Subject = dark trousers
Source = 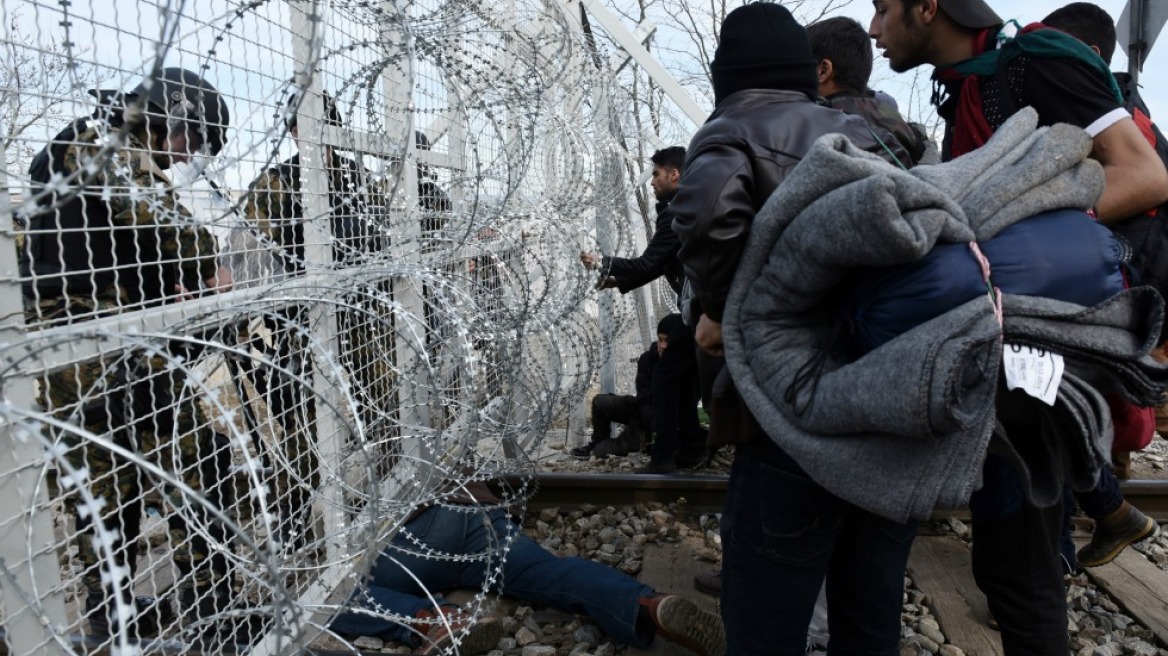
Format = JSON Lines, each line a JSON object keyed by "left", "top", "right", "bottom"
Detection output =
{"left": 651, "top": 321, "right": 702, "bottom": 464}
{"left": 971, "top": 455, "right": 1068, "bottom": 655}
{"left": 721, "top": 438, "right": 916, "bottom": 655}
{"left": 1076, "top": 465, "right": 1124, "bottom": 518}
{"left": 591, "top": 394, "right": 649, "bottom": 443}
{"left": 696, "top": 348, "right": 720, "bottom": 411}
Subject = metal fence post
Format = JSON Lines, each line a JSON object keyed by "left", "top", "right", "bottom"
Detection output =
{"left": 0, "top": 150, "right": 69, "bottom": 654}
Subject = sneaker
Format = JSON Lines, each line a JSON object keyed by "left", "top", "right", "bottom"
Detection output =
{"left": 414, "top": 608, "right": 505, "bottom": 656}
{"left": 639, "top": 594, "right": 725, "bottom": 656}
{"left": 570, "top": 444, "right": 595, "bottom": 459}
{"left": 1077, "top": 501, "right": 1158, "bottom": 567}
{"left": 693, "top": 571, "right": 721, "bottom": 597}
{"left": 636, "top": 461, "right": 678, "bottom": 475}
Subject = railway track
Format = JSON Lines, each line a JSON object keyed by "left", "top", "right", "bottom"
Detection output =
{"left": 6, "top": 474, "right": 1161, "bottom": 655}
{"left": 505, "top": 472, "right": 1168, "bottom": 521}
{"left": 512, "top": 472, "right": 1168, "bottom": 654}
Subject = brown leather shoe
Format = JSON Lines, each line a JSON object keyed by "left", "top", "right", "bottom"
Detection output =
{"left": 693, "top": 571, "right": 721, "bottom": 597}
{"left": 639, "top": 594, "right": 725, "bottom": 656}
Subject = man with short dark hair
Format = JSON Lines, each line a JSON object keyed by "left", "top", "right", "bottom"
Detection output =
{"left": 581, "top": 146, "right": 687, "bottom": 298}
{"left": 870, "top": 0, "right": 1168, "bottom": 651}
{"left": 807, "top": 16, "right": 928, "bottom": 165}
{"left": 870, "top": 0, "right": 1165, "bottom": 221}
{"left": 1043, "top": 2, "right": 1115, "bottom": 64}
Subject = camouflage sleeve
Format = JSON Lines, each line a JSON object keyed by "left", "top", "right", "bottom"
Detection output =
{"left": 243, "top": 170, "right": 290, "bottom": 247}
{"left": 100, "top": 147, "right": 219, "bottom": 289}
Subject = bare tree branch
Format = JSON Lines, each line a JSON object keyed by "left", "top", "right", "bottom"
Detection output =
{"left": 0, "top": 8, "right": 107, "bottom": 176}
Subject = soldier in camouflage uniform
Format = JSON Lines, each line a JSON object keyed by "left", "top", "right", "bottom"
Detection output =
{"left": 241, "top": 94, "right": 395, "bottom": 542}
{"left": 806, "top": 16, "right": 936, "bottom": 167}
{"left": 19, "top": 68, "right": 237, "bottom": 639}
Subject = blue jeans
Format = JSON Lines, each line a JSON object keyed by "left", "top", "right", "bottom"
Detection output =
{"left": 330, "top": 506, "right": 654, "bottom": 647}
{"left": 721, "top": 438, "right": 917, "bottom": 655}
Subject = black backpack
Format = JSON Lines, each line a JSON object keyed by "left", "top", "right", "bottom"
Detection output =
{"left": 1107, "top": 74, "right": 1168, "bottom": 313}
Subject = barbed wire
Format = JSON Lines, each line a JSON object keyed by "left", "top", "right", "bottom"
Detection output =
{"left": 0, "top": 0, "right": 651, "bottom": 652}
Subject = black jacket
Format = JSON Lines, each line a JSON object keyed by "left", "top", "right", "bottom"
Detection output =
{"left": 825, "top": 91, "right": 923, "bottom": 166}
{"left": 602, "top": 192, "right": 684, "bottom": 298}
{"left": 634, "top": 342, "right": 659, "bottom": 408}
{"left": 672, "top": 89, "right": 892, "bottom": 321}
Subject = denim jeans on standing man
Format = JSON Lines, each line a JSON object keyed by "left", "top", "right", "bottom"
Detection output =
{"left": 721, "top": 437, "right": 917, "bottom": 655}
{"left": 971, "top": 453, "right": 1069, "bottom": 655}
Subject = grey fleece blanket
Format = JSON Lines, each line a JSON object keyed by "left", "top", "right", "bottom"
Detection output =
{"left": 722, "top": 108, "right": 1168, "bottom": 522}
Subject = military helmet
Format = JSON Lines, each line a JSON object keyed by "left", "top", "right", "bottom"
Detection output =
{"left": 127, "top": 67, "right": 230, "bottom": 155}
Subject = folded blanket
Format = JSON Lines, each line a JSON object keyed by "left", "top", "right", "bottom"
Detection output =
{"left": 722, "top": 108, "right": 1168, "bottom": 521}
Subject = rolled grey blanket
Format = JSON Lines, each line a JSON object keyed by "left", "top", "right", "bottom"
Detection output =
{"left": 722, "top": 108, "right": 1167, "bottom": 521}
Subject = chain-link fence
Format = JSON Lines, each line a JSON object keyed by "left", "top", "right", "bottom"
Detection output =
{"left": 0, "top": 0, "right": 654, "bottom": 652}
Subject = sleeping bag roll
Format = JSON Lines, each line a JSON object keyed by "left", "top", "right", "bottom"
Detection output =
{"left": 841, "top": 208, "right": 1128, "bottom": 357}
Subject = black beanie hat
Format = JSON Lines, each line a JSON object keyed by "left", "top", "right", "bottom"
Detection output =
{"left": 710, "top": 3, "right": 820, "bottom": 106}
{"left": 657, "top": 313, "right": 684, "bottom": 336}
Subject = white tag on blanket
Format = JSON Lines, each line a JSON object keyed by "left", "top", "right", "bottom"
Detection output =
{"left": 1002, "top": 344, "right": 1064, "bottom": 406}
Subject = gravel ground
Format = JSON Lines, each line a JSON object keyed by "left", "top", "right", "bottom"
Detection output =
{"left": 329, "top": 431, "right": 1168, "bottom": 655}
{"left": 1128, "top": 436, "right": 1168, "bottom": 480}
{"left": 332, "top": 503, "right": 968, "bottom": 655}
{"left": 930, "top": 517, "right": 1168, "bottom": 656}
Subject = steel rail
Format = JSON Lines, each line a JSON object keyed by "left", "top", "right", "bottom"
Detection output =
{"left": 503, "top": 473, "right": 1168, "bottom": 521}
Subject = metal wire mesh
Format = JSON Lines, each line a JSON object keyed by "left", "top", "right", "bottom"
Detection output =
{"left": 0, "top": 0, "right": 652, "bottom": 652}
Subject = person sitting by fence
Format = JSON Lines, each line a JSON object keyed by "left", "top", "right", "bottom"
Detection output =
{"left": 573, "top": 314, "right": 704, "bottom": 469}
{"left": 572, "top": 338, "right": 659, "bottom": 460}
{"left": 329, "top": 478, "right": 725, "bottom": 656}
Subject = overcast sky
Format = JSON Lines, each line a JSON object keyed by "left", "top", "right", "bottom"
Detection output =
{"left": 5, "top": 0, "right": 1164, "bottom": 184}
{"left": 836, "top": 0, "right": 1168, "bottom": 122}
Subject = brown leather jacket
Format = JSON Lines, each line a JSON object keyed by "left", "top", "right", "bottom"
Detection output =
{"left": 672, "top": 89, "right": 893, "bottom": 323}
